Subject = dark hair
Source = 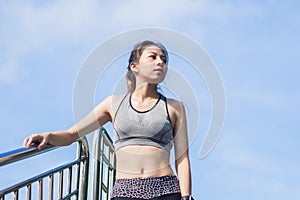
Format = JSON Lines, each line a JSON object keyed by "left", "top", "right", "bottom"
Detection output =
{"left": 126, "top": 40, "right": 169, "bottom": 93}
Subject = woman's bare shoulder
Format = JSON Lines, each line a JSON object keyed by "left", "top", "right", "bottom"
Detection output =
{"left": 96, "top": 94, "right": 127, "bottom": 112}
{"left": 166, "top": 98, "right": 184, "bottom": 113}
{"left": 108, "top": 94, "right": 128, "bottom": 115}
{"left": 111, "top": 94, "right": 127, "bottom": 99}
{"left": 110, "top": 94, "right": 127, "bottom": 105}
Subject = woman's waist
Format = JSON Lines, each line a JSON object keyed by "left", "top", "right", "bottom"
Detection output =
{"left": 115, "top": 165, "right": 174, "bottom": 179}
{"left": 115, "top": 145, "right": 173, "bottom": 179}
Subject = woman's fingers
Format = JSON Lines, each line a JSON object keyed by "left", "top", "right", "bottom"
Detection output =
{"left": 37, "top": 137, "right": 48, "bottom": 150}
{"left": 23, "top": 135, "right": 36, "bottom": 147}
{"left": 23, "top": 134, "right": 48, "bottom": 149}
{"left": 23, "top": 137, "right": 29, "bottom": 147}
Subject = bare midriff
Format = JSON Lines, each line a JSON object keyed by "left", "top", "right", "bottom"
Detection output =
{"left": 115, "top": 145, "right": 174, "bottom": 179}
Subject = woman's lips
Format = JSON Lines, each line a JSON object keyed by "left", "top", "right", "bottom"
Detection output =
{"left": 154, "top": 68, "right": 163, "bottom": 73}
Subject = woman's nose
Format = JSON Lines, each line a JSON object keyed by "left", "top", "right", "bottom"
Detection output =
{"left": 156, "top": 57, "right": 164, "bottom": 65}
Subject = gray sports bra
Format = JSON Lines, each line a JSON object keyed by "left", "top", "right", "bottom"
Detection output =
{"left": 113, "top": 93, "right": 174, "bottom": 152}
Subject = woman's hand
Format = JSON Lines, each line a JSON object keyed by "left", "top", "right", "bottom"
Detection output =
{"left": 23, "top": 133, "right": 51, "bottom": 150}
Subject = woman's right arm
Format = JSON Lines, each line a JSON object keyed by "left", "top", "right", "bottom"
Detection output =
{"left": 23, "top": 95, "right": 113, "bottom": 150}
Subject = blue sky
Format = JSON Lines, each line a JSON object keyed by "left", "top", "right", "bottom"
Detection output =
{"left": 1, "top": 0, "right": 300, "bottom": 199}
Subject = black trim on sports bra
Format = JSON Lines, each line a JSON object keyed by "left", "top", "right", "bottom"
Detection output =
{"left": 129, "top": 93, "right": 162, "bottom": 113}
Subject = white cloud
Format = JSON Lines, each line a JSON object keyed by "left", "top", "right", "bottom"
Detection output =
{"left": 0, "top": 0, "right": 263, "bottom": 58}
{"left": 1, "top": 0, "right": 103, "bottom": 57}
{"left": 110, "top": 0, "right": 263, "bottom": 24}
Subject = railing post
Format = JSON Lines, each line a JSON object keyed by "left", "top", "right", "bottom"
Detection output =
{"left": 77, "top": 138, "right": 89, "bottom": 200}
{"left": 91, "top": 127, "right": 116, "bottom": 200}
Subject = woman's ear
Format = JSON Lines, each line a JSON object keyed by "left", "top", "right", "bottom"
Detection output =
{"left": 130, "top": 62, "right": 138, "bottom": 73}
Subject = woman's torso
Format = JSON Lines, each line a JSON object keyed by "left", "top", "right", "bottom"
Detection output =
{"left": 110, "top": 93, "right": 176, "bottom": 179}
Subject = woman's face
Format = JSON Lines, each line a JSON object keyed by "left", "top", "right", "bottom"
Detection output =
{"left": 133, "top": 45, "right": 168, "bottom": 84}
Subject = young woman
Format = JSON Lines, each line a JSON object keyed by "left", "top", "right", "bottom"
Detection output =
{"left": 23, "top": 41, "right": 193, "bottom": 200}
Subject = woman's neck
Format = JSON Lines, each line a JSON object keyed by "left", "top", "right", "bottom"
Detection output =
{"left": 132, "top": 83, "right": 159, "bottom": 102}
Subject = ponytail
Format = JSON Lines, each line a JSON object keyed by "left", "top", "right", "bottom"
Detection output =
{"left": 126, "top": 70, "right": 136, "bottom": 93}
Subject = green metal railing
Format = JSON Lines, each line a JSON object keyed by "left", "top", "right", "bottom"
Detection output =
{"left": 0, "top": 127, "right": 116, "bottom": 200}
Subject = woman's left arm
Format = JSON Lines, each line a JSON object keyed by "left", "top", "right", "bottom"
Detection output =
{"left": 172, "top": 101, "right": 192, "bottom": 197}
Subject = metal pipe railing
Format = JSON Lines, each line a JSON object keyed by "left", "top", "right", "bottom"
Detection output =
{"left": 0, "top": 137, "right": 89, "bottom": 200}
{"left": 0, "top": 128, "right": 115, "bottom": 200}
{"left": 0, "top": 145, "right": 58, "bottom": 167}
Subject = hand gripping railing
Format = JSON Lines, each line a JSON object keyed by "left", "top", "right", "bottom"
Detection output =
{"left": 0, "top": 137, "right": 89, "bottom": 200}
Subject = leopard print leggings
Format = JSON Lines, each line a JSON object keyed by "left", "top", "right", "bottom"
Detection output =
{"left": 111, "top": 175, "right": 181, "bottom": 200}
